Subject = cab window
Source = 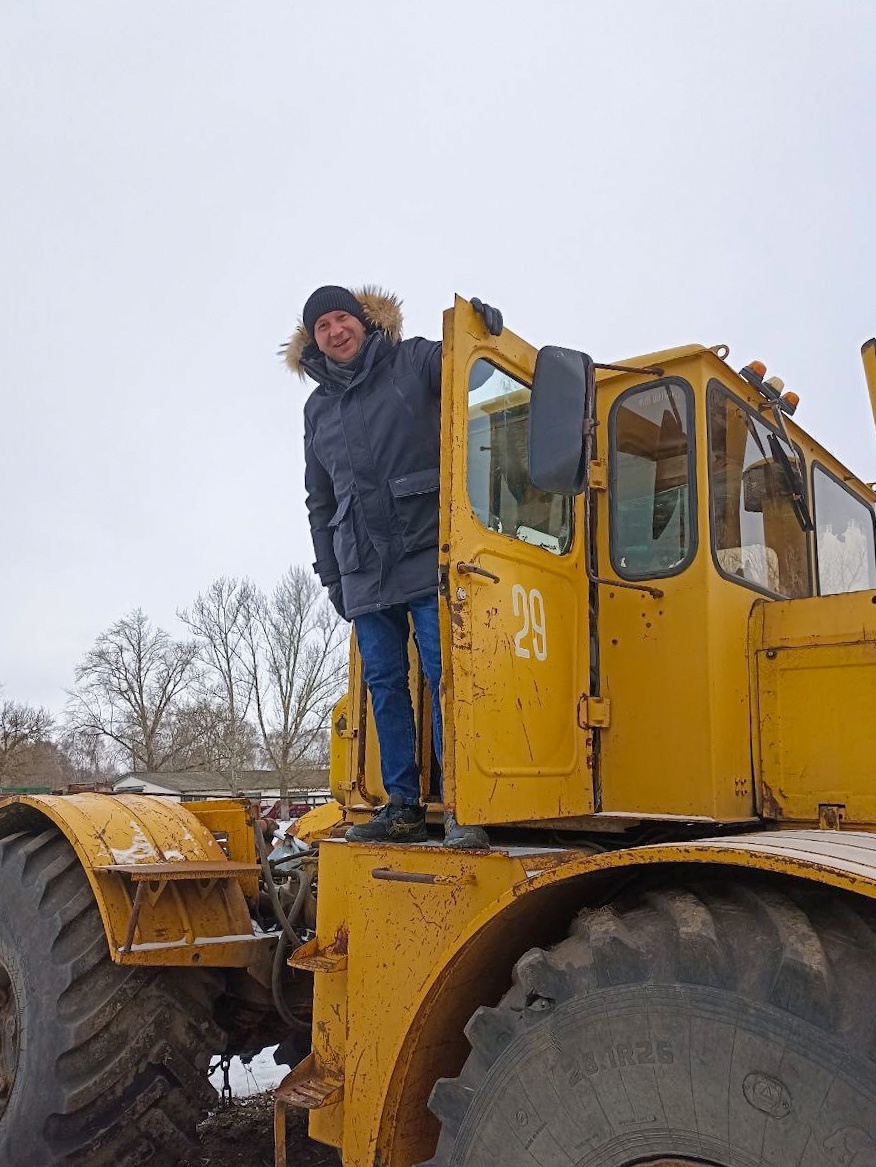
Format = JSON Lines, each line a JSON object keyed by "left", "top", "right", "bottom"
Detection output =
{"left": 813, "top": 465, "right": 876, "bottom": 594}
{"left": 708, "top": 381, "right": 810, "bottom": 598}
{"left": 467, "top": 359, "right": 572, "bottom": 554}
{"left": 609, "top": 379, "right": 696, "bottom": 579}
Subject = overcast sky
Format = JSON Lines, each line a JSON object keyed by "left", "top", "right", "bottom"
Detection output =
{"left": 2, "top": 0, "right": 875, "bottom": 714}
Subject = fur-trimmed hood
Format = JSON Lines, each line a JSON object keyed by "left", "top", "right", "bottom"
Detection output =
{"left": 282, "top": 286, "right": 403, "bottom": 378}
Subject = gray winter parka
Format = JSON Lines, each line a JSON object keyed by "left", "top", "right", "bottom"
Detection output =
{"left": 284, "top": 289, "right": 442, "bottom": 619}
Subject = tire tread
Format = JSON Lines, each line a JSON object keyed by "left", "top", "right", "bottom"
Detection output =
{"left": 425, "top": 871, "right": 876, "bottom": 1167}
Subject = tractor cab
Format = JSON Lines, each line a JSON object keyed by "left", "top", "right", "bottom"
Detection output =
{"left": 330, "top": 297, "right": 876, "bottom": 833}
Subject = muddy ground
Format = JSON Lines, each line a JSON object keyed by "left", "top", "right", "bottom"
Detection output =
{"left": 180, "top": 1093, "right": 337, "bottom": 1167}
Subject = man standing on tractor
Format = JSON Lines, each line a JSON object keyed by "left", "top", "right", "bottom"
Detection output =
{"left": 284, "top": 285, "right": 498, "bottom": 848}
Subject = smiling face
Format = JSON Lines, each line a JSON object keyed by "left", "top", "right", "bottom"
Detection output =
{"left": 313, "top": 310, "right": 367, "bottom": 363}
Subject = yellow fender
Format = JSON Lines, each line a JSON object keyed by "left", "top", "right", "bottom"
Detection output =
{"left": 381, "top": 830, "right": 876, "bottom": 1162}
{"left": 0, "top": 794, "right": 267, "bottom": 967}
{"left": 291, "top": 829, "right": 876, "bottom": 1167}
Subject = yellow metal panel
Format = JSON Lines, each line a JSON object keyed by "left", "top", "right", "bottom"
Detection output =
{"left": 329, "top": 693, "right": 355, "bottom": 805}
{"left": 0, "top": 794, "right": 263, "bottom": 967}
{"left": 294, "top": 799, "right": 344, "bottom": 845}
{"left": 751, "top": 590, "right": 876, "bottom": 822}
{"left": 305, "top": 839, "right": 572, "bottom": 1161}
{"left": 303, "top": 841, "right": 351, "bottom": 1150}
{"left": 756, "top": 587, "right": 876, "bottom": 646}
{"left": 593, "top": 343, "right": 708, "bottom": 383}
{"left": 330, "top": 636, "right": 384, "bottom": 808}
{"left": 183, "top": 797, "right": 258, "bottom": 897}
{"left": 302, "top": 830, "right": 876, "bottom": 1167}
{"left": 440, "top": 297, "right": 592, "bottom": 825}
{"left": 329, "top": 628, "right": 433, "bottom": 813}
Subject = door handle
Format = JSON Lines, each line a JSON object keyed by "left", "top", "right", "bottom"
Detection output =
{"left": 456, "top": 562, "right": 500, "bottom": 583}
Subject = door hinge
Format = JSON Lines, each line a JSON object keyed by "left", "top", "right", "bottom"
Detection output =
{"left": 577, "top": 695, "right": 611, "bottom": 729}
{"left": 589, "top": 459, "right": 608, "bottom": 491}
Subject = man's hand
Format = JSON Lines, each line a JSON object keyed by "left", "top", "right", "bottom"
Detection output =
{"left": 328, "top": 581, "right": 348, "bottom": 621}
{"left": 471, "top": 298, "right": 503, "bottom": 336}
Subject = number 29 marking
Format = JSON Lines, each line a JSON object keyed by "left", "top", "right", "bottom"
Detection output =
{"left": 512, "top": 585, "right": 547, "bottom": 661}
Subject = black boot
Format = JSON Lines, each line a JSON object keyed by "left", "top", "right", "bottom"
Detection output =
{"left": 443, "top": 813, "right": 490, "bottom": 850}
{"left": 345, "top": 795, "right": 428, "bottom": 844}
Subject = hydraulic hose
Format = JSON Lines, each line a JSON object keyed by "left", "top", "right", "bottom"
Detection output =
{"left": 254, "top": 825, "right": 316, "bottom": 1033}
{"left": 283, "top": 866, "right": 313, "bottom": 932}
{"left": 254, "top": 825, "right": 307, "bottom": 946}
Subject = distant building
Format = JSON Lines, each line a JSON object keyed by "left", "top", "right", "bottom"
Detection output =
{"left": 112, "top": 768, "right": 330, "bottom": 806}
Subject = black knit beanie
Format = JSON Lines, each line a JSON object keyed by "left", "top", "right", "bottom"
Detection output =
{"left": 302, "top": 286, "right": 367, "bottom": 337}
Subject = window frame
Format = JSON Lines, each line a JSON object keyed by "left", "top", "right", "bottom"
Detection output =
{"left": 607, "top": 376, "right": 698, "bottom": 582}
{"left": 464, "top": 355, "right": 574, "bottom": 556}
{"left": 706, "top": 378, "right": 813, "bottom": 600}
{"left": 811, "top": 460, "right": 876, "bottom": 595}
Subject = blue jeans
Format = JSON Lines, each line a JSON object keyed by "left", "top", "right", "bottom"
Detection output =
{"left": 353, "top": 595, "right": 442, "bottom": 806}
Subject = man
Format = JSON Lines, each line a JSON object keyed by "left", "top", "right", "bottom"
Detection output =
{"left": 284, "top": 285, "right": 497, "bottom": 848}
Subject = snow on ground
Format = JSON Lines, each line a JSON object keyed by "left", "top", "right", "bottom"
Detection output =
{"left": 209, "top": 1046, "right": 291, "bottom": 1098}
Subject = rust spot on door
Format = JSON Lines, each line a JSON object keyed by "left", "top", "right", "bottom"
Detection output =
{"left": 332, "top": 924, "right": 349, "bottom": 956}
{"left": 761, "top": 781, "right": 784, "bottom": 821}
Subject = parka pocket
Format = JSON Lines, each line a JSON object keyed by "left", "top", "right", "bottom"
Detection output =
{"left": 389, "top": 467, "right": 440, "bottom": 554}
{"left": 328, "top": 495, "right": 360, "bottom": 575}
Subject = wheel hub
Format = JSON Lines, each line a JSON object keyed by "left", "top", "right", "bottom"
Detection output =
{"left": 0, "top": 963, "right": 20, "bottom": 1115}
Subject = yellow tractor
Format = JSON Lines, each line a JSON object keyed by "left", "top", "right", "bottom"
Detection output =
{"left": 1, "top": 297, "right": 874, "bottom": 1167}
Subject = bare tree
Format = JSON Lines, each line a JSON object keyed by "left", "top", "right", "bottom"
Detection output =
{"left": 178, "top": 577, "right": 256, "bottom": 788}
{"left": 167, "top": 697, "right": 258, "bottom": 780}
{"left": 0, "top": 695, "right": 54, "bottom": 789}
{"left": 817, "top": 521, "right": 872, "bottom": 594}
{"left": 59, "top": 727, "right": 119, "bottom": 788}
{"left": 7, "top": 741, "right": 74, "bottom": 790}
{"left": 66, "top": 610, "right": 201, "bottom": 773}
{"left": 244, "top": 567, "right": 347, "bottom": 813}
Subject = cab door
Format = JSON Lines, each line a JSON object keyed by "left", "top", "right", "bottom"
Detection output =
{"left": 439, "top": 297, "right": 593, "bottom": 825}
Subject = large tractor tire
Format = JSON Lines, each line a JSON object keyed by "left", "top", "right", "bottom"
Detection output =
{"left": 424, "top": 871, "right": 876, "bottom": 1167}
{"left": 0, "top": 828, "right": 226, "bottom": 1167}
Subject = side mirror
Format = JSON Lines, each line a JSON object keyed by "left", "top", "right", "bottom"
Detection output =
{"left": 528, "top": 346, "right": 593, "bottom": 495}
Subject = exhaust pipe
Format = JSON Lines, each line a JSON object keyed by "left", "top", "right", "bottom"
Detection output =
{"left": 862, "top": 338, "right": 876, "bottom": 431}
